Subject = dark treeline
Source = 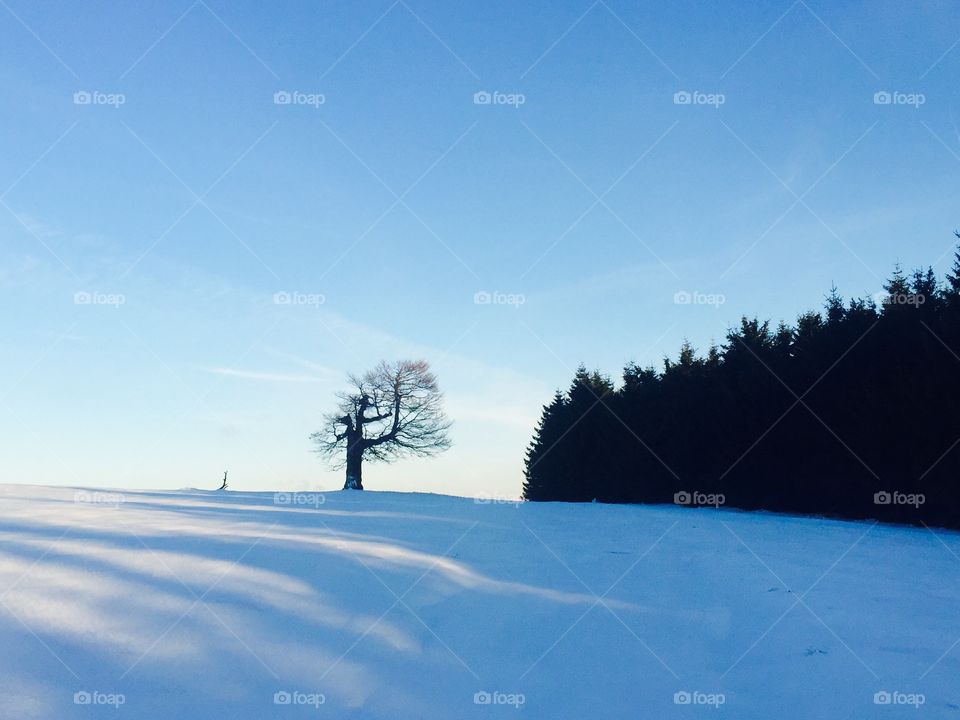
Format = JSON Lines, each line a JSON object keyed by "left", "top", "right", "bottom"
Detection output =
{"left": 524, "top": 237, "right": 960, "bottom": 529}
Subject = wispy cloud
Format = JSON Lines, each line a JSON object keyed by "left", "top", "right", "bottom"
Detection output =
{"left": 263, "top": 347, "right": 339, "bottom": 378}
{"left": 205, "top": 367, "right": 333, "bottom": 383}
{"left": 11, "top": 212, "right": 63, "bottom": 240}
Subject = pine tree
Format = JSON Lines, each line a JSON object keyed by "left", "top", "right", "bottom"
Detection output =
{"left": 622, "top": 362, "right": 657, "bottom": 393}
{"left": 944, "top": 235, "right": 960, "bottom": 305}
{"left": 677, "top": 340, "right": 697, "bottom": 369}
{"left": 911, "top": 266, "right": 939, "bottom": 312}
{"left": 706, "top": 342, "right": 721, "bottom": 368}
{"left": 825, "top": 284, "right": 846, "bottom": 325}
{"left": 773, "top": 321, "right": 793, "bottom": 359}
{"left": 523, "top": 391, "right": 567, "bottom": 501}
{"left": 563, "top": 366, "right": 618, "bottom": 501}
{"left": 881, "top": 263, "right": 911, "bottom": 313}
{"left": 522, "top": 246, "right": 960, "bottom": 528}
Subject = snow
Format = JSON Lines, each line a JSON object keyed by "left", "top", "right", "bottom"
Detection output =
{"left": 0, "top": 484, "right": 958, "bottom": 718}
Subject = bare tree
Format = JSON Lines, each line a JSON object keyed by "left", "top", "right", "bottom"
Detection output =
{"left": 310, "top": 360, "right": 452, "bottom": 489}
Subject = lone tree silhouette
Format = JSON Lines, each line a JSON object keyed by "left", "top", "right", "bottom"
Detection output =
{"left": 311, "top": 360, "right": 452, "bottom": 489}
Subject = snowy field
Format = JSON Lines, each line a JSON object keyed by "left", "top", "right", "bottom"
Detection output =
{"left": 0, "top": 484, "right": 957, "bottom": 718}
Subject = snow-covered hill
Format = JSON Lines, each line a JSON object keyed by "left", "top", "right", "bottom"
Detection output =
{"left": 0, "top": 484, "right": 957, "bottom": 718}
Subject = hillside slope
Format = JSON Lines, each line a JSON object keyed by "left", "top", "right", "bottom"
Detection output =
{"left": 0, "top": 485, "right": 957, "bottom": 718}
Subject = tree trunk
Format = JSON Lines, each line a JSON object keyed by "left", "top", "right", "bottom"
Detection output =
{"left": 344, "top": 446, "right": 363, "bottom": 490}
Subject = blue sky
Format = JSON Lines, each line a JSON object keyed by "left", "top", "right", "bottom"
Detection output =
{"left": 1, "top": 0, "right": 959, "bottom": 497}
